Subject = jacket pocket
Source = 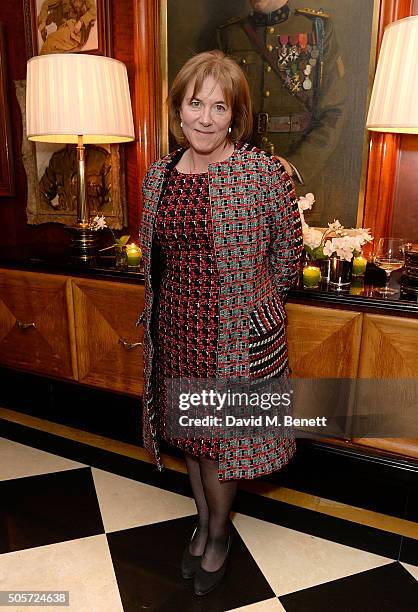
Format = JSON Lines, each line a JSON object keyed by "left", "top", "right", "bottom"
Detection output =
{"left": 248, "top": 296, "right": 288, "bottom": 379}
{"left": 249, "top": 294, "right": 286, "bottom": 338}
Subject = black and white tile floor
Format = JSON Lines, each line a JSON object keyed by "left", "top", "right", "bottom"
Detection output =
{"left": 0, "top": 436, "right": 417, "bottom": 612}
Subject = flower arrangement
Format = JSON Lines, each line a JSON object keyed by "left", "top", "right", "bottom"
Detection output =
{"left": 87, "top": 215, "right": 107, "bottom": 231}
{"left": 297, "top": 194, "right": 373, "bottom": 262}
{"left": 88, "top": 215, "right": 131, "bottom": 251}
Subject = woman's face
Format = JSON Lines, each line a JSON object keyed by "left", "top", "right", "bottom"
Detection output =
{"left": 179, "top": 76, "right": 232, "bottom": 155}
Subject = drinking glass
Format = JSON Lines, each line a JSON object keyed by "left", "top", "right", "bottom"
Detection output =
{"left": 373, "top": 238, "right": 405, "bottom": 296}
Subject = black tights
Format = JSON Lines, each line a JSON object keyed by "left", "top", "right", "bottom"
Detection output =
{"left": 184, "top": 452, "right": 238, "bottom": 571}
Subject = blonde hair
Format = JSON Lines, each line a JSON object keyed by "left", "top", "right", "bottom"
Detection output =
{"left": 168, "top": 50, "right": 253, "bottom": 147}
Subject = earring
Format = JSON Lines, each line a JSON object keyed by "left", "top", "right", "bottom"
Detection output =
{"left": 180, "top": 121, "right": 183, "bottom": 128}
{"left": 228, "top": 127, "right": 232, "bottom": 133}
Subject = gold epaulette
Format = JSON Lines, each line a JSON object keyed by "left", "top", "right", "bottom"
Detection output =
{"left": 295, "top": 7, "right": 330, "bottom": 19}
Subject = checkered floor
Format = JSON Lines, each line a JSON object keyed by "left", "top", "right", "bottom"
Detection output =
{"left": 0, "top": 436, "right": 417, "bottom": 611}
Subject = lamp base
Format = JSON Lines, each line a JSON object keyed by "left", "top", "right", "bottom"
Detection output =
{"left": 68, "top": 226, "right": 98, "bottom": 266}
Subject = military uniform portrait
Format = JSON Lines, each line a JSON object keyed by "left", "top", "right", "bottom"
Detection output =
{"left": 24, "top": 137, "right": 126, "bottom": 227}
{"left": 162, "top": 0, "right": 378, "bottom": 226}
{"left": 24, "top": 0, "right": 111, "bottom": 57}
{"left": 36, "top": 0, "right": 97, "bottom": 54}
{"left": 33, "top": 0, "right": 98, "bottom": 54}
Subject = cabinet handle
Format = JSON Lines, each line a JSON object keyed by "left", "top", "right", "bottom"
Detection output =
{"left": 16, "top": 320, "right": 36, "bottom": 330}
{"left": 118, "top": 338, "right": 142, "bottom": 351}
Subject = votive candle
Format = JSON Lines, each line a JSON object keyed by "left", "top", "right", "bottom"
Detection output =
{"left": 352, "top": 255, "right": 367, "bottom": 276}
{"left": 303, "top": 265, "right": 321, "bottom": 288}
{"left": 126, "top": 243, "right": 141, "bottom": 267}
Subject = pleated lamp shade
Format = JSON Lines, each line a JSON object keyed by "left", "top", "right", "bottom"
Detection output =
{"left": 26, "top": 53, "right": 135, "bottom": 144}
{"left": 367, "top": 16, "right": 418, "bottom": 133}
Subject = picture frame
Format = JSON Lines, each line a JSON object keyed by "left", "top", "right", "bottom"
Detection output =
{"left": 15, "top": 79, "right": 127, "bottom": 229}
{"left": 0, "top": 24, "right": 15, "bottom": 197}
{"left": 23, "top": 0, "right": 112, "bottom": 59}
{"left": 159, "top": 0, "right": 381, "bottom": 228}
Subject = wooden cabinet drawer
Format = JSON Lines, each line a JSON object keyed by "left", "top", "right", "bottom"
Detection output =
{"left": 286, "top": 303, "right": 363, "bottom": 378}
{"left": 357, "top": 313, "right": 418, "bottom": 378}
{"left": 72, "top": 278, "right": 144, "bottom": 395}
{"left": 353, "top": 313, "right": 418, "bottom": 450}
{"left": 286, "top": 303, "right": 363, "bottom": 439}
{"left": 0, "top": 270, "right": 76, "bottom": 379}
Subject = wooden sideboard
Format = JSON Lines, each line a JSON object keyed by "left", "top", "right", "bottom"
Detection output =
{"left": 0, "top": 269, "right": 144, "bottom": 395}
{"left": 285, "top": 301, "right": 418, "bottom": 460}
{"left": 0, "top": 266, "right": 417, "bottom": 462}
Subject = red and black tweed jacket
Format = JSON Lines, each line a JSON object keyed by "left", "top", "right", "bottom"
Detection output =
{"left": 138, "top": 143, "right": 303, "bottom": 480}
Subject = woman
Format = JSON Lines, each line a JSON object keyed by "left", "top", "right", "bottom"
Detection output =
{"left": 138, "top": 50, "right": 302, "bottom": 596}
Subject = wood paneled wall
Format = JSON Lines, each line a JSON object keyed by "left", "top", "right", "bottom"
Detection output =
{"left": 0, "top": 0, "right": 417, "bottom": 257}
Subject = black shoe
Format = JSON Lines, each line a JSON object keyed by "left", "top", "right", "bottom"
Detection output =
{"left": 181, "top": 526, "right": 202, "bottom": 579}
{"left": 193, "top": 525, "right": 233, "bottom": 596}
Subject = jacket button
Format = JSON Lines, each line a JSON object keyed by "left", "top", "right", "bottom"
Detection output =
{"left": 268, "top": 26, "right": 275, "bottom": 34}
{"left": 266, "top": 44, "right": 273, "bottom": 52}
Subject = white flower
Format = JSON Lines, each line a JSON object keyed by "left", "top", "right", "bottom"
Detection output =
{"left": 303, "top": 227, "right": 323, "bottom": 249}
{"left": 323, "top": 231, "right": 372, "bottom": 261}
{"left": 297, "top": 192, "right": 315, "bottom": 212}
{"left": 89, "top": 215, "right": 107, "bottom": 231}
{"left": 354, "top": 228, "right": 373, "bottom": 244}
{"left": 297, "top": 192, "right": 373, "bottom": 260}
{"left": 328, "top": 220, "right": 343, "bottom": 232}
{"left": 323, "top": 239, "right": 335, "bottom": 257}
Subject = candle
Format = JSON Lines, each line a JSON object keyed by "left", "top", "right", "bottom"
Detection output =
{"left": 303, "top": 265, "right": 321, "bottom": 288}
{"left": 349, "top": 278, "right": 365, "bottom": 296}
{"left": 352, "top": 255, "right": 367, "bottom": 276}
{"left": 126, "top": 243, "right": 141, "bottom": 267}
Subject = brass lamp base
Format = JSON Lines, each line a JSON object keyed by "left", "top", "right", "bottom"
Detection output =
{"left": 68, "top": 226, "right": 98, "bottom": 266}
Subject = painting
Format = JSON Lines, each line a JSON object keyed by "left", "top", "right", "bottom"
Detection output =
{"left": 159, "top": 0, "right": 380, "bottom": 227}
{"left": 15, "top": 80, "right": 127, "bottom": 229}
{"left": 23, "top": 0, "right": 112, "bottom": 58}
{"left": 20, "top": 2, "right": 127, "bottom": 227}
{"left": 0, "top": 24, "right": 15, "bottom": 197}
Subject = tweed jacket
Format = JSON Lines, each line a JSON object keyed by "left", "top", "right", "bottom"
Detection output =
{"left": 138, "top": 143, "right": 303, "bottom": 480}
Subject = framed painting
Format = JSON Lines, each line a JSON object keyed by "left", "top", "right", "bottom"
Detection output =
{"left": 0, "top": 24, "right": 15, "bottom": 197}
{"left": 159, "top": 0, "right": 381, "bottom": 227}
{"left": 15, "top": 79, "right": 127, "bottom": 229}
{"left": 23, "top": 0, "right": 112, "bottom": 59}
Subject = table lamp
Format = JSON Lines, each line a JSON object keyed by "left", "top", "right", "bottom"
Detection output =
{"left": 26, "top": 53, "right": 135, "bottom": 264}
{"left": 367, "top": 15, "right": 418, "bottom": 135}
{"left": 366, "top": 15, "right": 418, "bottom": 294}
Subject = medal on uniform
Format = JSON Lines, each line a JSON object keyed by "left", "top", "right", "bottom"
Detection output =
{"left": 299, "top": 33, "right": 308, "bottom": 50}
{"left": 288, "top": 44, "right": 300, "bottom": 62}
{"left": 276, "top": 32, "right": 314, "bottom": 98}
{"left": 278, "top": 45, "right": 289, "bottom": 67}
{"left": 302, "top": 63, "right": 312, "bottom": 89}
{"left": 290, "top": 72, "right": 301, "bottom": 92}
{"left": 309, "top": 42, "right": 319, "bottom": 67}
{"left": 277, "top": 34, "right": 290, "bottom": 67}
